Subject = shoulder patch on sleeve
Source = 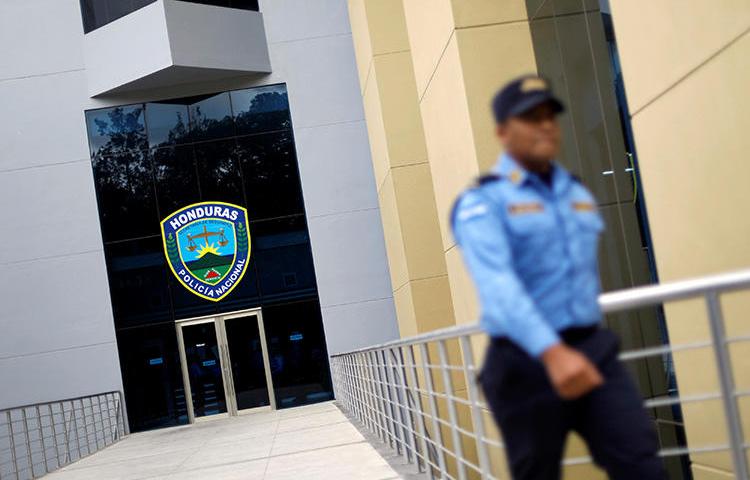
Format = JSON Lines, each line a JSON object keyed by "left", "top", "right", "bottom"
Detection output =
{"left": 451, "top": 174, "right": 504, "bottom": 232}
{"left": 473, "top": 173, "right": 502, "bottom": 187}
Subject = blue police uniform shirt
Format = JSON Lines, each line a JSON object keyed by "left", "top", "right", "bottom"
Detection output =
{"left": 452, "top": 153, "right": 605, "bottom": 358}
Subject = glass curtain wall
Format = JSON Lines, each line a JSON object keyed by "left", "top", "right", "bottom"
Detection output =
{"left": 525, "top": 1, "right": 691, "bottom": 477}
{"left": 85, "top": 84, "right": 333, "bottom": 432}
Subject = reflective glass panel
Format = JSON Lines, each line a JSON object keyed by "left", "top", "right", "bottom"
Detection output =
{"left": 231, "top": 85, "right": 291, "bottom": 135}
{"left": 146, "top": 102, "right": 190, "bottom": 148}
{"left": 195, "top": 140, "right": 245, "bottom": 206}
{"left": 238, "top": 132, "right": 304, "bottom": 220}
{"left": 105, "top": 237, "right": 172, "bottom": 328}
{"left": 116, "top": 324, "right": 187, "bottom": 432}
{"left": 263, "top": 300, "right": 333, "bottom": 409}
{"left": 86, "top": 105, "right": 147, "bottom": 157}
{"left": 181, "top": 322, "right": 228, "bottom": 417}
{"left": 92, "top": 149, "right": 158, "bottom": 242}
{"left": 224, "top": 315, "right": 270, "bottom": 410}
{"left": 152, "top": 145, "right": 200, "bottom": 217}
{"left": 189, "top": 92, "right": 235, "bottom": 142}
{"left": 251, "top": 216, "right": 317, "bottom": 301}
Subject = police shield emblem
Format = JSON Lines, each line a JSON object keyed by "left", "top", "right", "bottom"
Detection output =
{"left": 161, "top": 202, "right": 250, "bottom": 302}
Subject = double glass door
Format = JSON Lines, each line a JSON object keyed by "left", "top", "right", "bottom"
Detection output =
{"left": 176, "top": 309, "right": 275, "bottom": 422}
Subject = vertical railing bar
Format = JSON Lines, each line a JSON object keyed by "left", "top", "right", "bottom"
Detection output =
{"left": 368, "top": 350, "right": 388, "bottom": 443}
{"left": 345, "top": 357, "right": 357, "bottom": 420}
{"left": 406, "top": 344, "right": 432, "bottom": 476}
{"left": 437, "top": 339, "right": 466, "bottom": 480}
{"left": 399, "top": 346, "right": 424, "bottom": 473}
{"left": 21, "top": 408, "right": 33, "bottom": 478}
{"left": 378, "top": 350, "right": 397, "bottom": 449}
{"left": 390, "top": 347, "right": 417, "bottom": 465}
{"left": 346, "top": 358, "right": 362, "bottom": 420}
{"left": 419, "top": 342, "right": 448, "bottom": 476}
{"left": 356, "top": 354, "right": 371, "bottom": 430}
{"left": 71, "top": 400, "right": 82, "bottom": 460}
{"left": 459, "top": 335, "right": 491, "bottom": 479}
{"left": 48, "top": 404, "right": 60, "bottom": 471}
{"left": 359, "top": 352, "right": 378, "bottom": 434}
{"left": 7, "top": 411, "right": 19, "bottom": 480}
{"left": 93, "top": 396, "right": 105, "bottom": 449}
{"left": 384, "top": 349, "right": 404, "bottom": 456}
{"left": 104, "top": 394, "right": 115, "bottom": 443}
{"left": 118, "top": 391, "right": 129, "bottom": 436}
{"left": 36, "top": 405, "right": 49, "bottom": 474}
{"left": 706, "top": 292, "right": 750, "bottom": 480}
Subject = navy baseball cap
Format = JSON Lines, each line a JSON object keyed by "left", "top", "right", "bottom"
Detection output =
{"left": 492, "top": 75, "right": 564, "bottom": 124}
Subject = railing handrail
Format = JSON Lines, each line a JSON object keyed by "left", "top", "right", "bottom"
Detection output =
{"left": 331, "top": 268, "right": 750, "bottom": 357}
{"left": 0, "top": 390, "right": 124, "bottom": 414}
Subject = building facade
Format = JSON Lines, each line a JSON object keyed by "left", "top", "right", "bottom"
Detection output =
{"left": 347, "top": 0, "right": 750, "bottom": 479}
{"left": 0, "top": 0, "right": 400, "bottom": 433}
{"left": 1, "top": 0, "right": 749, "bottom": 479}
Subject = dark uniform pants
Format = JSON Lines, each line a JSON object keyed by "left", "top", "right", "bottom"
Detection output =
{"left": 479, "top": 327, "right": 666, "bottom": 480}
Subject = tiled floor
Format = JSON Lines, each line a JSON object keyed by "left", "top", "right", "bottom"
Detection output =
{"left": 46, "top": 402, "right": 401, "bottom": 480}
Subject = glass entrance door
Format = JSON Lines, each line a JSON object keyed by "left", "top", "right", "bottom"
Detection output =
{"left": 176, "top": 308, "right": 274, "bottom": 423}
{"left": 179, "top": 321, "right": 229, "bottom": 419}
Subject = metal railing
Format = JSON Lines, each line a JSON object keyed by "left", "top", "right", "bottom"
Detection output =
{"left": 331, "top": 269, "right": 750, "bottom": 479}
{"left": 0, "top": 391, "right": 127, "bottom": 480}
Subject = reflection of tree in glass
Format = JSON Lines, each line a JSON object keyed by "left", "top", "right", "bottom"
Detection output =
{"left": 93, "top": 106, "right": 148, "bottom": 155}
{"left": 235, "top": 92, "right": 291, "bottom": 134}
{"left": 238, "top": 131, "right": 303, "bottom": 218}
{"left": 90, "top": 106, "right": 156, "bottom": 240}
{"left": 190, "top": 104, "right": 234, "bottom": 142}
{"left": 166, "top": 112, "right": 189, "bottom": 146}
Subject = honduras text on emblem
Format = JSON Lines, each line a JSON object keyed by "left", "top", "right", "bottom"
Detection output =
{"left": 161, "top": 202, "right": 250, "bottom": 302}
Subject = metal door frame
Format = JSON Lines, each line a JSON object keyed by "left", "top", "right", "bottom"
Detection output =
{"left": 176, "top": 307, "right": 275, "bottom": 424}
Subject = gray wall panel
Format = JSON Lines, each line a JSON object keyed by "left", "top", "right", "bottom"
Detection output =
{"left": 0, "top": 251, "right": 115, "bottom": 361}
{"left": 0, "top": 71, "right": 91, "bottom": 172}
{"left": 295, "top": 121, "right": 379, "bottom": 218}
{"left": 0, "top": 0, "right": 84, "bottom": 80}
{"left": 0, "top": 161, "right": 102, "bottom": 264}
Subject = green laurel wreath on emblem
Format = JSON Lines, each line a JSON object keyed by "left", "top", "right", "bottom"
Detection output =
{"left": 237, "top": 222, "right": 249, "bottom": 252}
{"left": 166, "top": 233, "right": 181, "bottom": 266}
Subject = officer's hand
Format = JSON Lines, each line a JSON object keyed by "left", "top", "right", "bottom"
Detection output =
{"left": 541, "top": 343, "right": 604, "bottom": 400}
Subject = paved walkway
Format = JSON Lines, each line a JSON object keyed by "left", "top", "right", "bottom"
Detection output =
{"left": 46, "top": 402, "right": 401, "bottom": 480}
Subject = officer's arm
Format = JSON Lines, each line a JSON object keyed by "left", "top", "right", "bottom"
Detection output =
{"left": 453, "top": 192, "right": 560, "bottom": 357}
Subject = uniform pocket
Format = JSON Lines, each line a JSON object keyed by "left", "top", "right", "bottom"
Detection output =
{"left": 570, "top": 211, "right": 604, "bottom": 268}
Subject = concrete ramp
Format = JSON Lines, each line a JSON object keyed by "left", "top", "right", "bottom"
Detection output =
{"left": 46, "top": 402, "right": 401, "bottom": 479}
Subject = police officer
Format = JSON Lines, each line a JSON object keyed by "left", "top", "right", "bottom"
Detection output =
{"left": 451, "top": 76, "right": 666, "bottom": 480}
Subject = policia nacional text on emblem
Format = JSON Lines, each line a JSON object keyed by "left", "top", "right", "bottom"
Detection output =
{"left": 161, "top": 202, "right": 250, "bottom": 302}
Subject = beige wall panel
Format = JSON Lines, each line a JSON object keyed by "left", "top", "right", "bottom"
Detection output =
{"left": 628, "top": 29, "right": 750, "bottom": 477}
{"left": 393, "top": 280, "right": 417, "bottom": 337}
{"left": 347, "top": 0, "right": 373, "bottom": 92}
{"left": 362, "top": 0, "right": 411, "bottom": 56}
{"left": 362, "top": 66, "right": 390, "bottom": 189}
{"left": 446, "top": 245, "right": 479, "bottom": 326}
{"left": 419, "top": 36, "right": 481, "bottom": 249}
{"left": 450, "top": 0, "right": 529, "bottom": 28}
{"left": 391, "top": 163, "right": 447, "bottom": 281}
{"left": 608, "top": 0, "right": 750, "bottom": 112}
{"left": 372, "top": 52, "right": 429, "bottom": 168}
{"left": 455, "top": 23, "right": 538, "bottom": 171}
{"left": 401, "top": 0, "right": 456, "bottom": 97}
{"left": 631, "top": 32, "right": 750, "bottom": 281}
{"left": 691, "top": 463, "right": 735, "bottom": 480}
{"left": 378, "top": 171, "right": 409, "bottom": 291}
{"left": 410, "top": 275, "right": 456, "bottom": 332}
